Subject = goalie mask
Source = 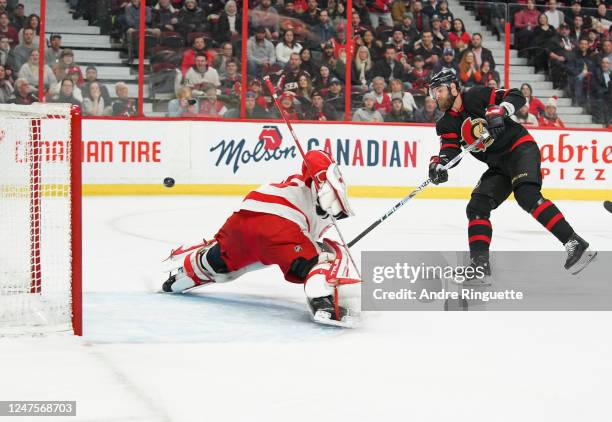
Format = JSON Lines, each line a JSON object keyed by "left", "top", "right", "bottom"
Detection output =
{"left": 302, "top": 150, "right": 355, "bottom": 219}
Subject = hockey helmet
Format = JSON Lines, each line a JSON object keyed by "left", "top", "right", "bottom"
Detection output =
{"left": 428, "top": 68, "right": 460, "bottom": 99}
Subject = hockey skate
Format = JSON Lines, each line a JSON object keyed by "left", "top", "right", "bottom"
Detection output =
{"left": 307, "top": 295, "right": 359, "bottom": 328}
{"left": 459, "top": 252, "right": 492, "bottom": 287}
{"left": 564, "top": 233, "right": 597, "bottom": 275}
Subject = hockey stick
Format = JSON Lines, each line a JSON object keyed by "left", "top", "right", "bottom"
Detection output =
{"left": 347, "top": 137, "right": 486, "bottom": 248}
{"left": 263, "top": 76, "right": 361, "bottom": 278}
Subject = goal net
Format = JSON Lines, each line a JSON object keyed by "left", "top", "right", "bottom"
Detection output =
{"left": 0, "top": 103, "right": 81, "bottom": 336}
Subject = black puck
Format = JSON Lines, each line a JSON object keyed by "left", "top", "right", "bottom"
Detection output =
{"left": 604, "top": 200, "right": 612, "bottom": 213}
{"left": 163, "top": 177, "right": 175, "bottom": 188}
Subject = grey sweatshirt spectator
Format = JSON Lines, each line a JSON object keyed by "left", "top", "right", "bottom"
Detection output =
{"left": 352, "top": 92, "right": 384, "bottom": 122}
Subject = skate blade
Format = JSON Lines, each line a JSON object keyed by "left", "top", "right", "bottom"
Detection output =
{"left": 313, "top": 310, "right": 360, "bottom": 328}
{"left": 568, "top": 249, "right": 597, "bottom": 275}
{"left": 460, "top": 276, "right": 492, "bottom": 287}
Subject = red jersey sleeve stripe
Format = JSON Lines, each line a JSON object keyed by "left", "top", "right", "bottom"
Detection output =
{"left": 441, "top": 143, "right": 461, "bottom": 149}
{"left": 511, "top": 134, "right": 536, "bottom": 152}
{"left": 441, "top": 133, "right": 459, "bottom": 139}
{"left": 489, "top": 88, "right": 496, "bottom": 106}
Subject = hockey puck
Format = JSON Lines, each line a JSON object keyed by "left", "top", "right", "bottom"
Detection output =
{"left": 163, "top": 177, "right": 175, "bottom": 188}
{"left": 604, "top": 200, "right": 612, "bottom": 213}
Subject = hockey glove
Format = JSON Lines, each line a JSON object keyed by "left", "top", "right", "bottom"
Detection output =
{"left": 429, "top": 155, "right": 449, "bottom": 185}
{"left": 485, "top": 105, "right": 506, "bottom": 140}
{"left": 318, "top": 181, "right": 349, "bottom": 219}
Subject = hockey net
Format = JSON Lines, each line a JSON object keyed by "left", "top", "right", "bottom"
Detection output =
{"left": 0, "top": 103, "right": 81, "bottom": 336}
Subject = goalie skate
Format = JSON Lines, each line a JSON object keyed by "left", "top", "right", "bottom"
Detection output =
{"left": 312, "top": 308, "right": 360, "bottom": 328}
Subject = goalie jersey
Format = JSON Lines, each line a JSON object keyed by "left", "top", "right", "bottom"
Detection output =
{"left": 435, "top": 86, "right": 534, "bottom": 165}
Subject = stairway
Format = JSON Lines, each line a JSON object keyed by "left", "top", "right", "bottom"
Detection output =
{"left": 22, "top": 0, "right": 156, "bottom": 114}
{"left": 448, "top": 0, "right": 601, "bottom": 128}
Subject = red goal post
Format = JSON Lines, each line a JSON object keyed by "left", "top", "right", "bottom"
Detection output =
{"left": 0, "top": 103, "right": 82, "bottom": 336}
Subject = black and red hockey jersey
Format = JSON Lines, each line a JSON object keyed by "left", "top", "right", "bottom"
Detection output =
{"left": 435, "top": 86, "right": 535, "bottom": 164}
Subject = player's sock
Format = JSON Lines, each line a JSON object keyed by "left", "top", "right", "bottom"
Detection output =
{"left": 530, "top": 199, "right": 573, "bottom": 244}
{"left": 468, "top": 217, "right": 492, "bottom": 253}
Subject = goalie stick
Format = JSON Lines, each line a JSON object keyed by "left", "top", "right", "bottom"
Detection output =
{"left": 347, "top": 135, "right": 487, "bottom": 248}
{"left": 263, "top": 76, "right": 361, "bottom": 279}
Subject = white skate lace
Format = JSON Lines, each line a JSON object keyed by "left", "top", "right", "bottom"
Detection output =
{"left": 565, "top": 239, "right": 578, "bottom": 255}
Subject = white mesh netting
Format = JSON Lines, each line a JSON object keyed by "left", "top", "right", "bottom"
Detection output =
{"left": 0, "top": 103, "right": 75, "bottom": 335}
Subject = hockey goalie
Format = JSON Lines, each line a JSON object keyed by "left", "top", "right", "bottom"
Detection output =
{"left": 162, "top": 150, "right": 361, "bottom": 327}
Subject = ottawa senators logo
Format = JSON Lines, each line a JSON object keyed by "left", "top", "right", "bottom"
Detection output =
{"left": 460, "top": 117, "right": 493, "bottom": 152}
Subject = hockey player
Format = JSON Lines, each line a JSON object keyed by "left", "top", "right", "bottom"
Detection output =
{"left": 427, "top": 69, "right": 596, "bottom": 276}
{"left": 162, "top": 150, "right": 360, "bottom": 327}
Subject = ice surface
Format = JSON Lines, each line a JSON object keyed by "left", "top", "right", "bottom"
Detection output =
{"left": 1, "top": 195, "right": 611, "bottom": 421}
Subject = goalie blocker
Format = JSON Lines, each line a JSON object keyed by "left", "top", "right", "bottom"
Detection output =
{"left": 162, "top": 150, "right": 360, "bottom": 327}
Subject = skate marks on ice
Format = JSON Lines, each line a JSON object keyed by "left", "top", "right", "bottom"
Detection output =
{"left": 84, "top": 291, "right": 349, "bottom": 343}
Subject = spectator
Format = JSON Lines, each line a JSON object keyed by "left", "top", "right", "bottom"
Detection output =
{"left": 320, "top": 42, "right": 338, "bottom": 71}
{"left": 352, "top": 9, "right": 370, "bottom": 35}
{"left": 0, "top": 64, "right": 13, "bottom": 102}
{"left": 82, "top": 66, "right": 112, "bottom": 105}
{"left": 278, "top": 52, "right": 303, "bottom": 92}
{"left": 248, "top": 78, "right": 269, "bottom": 111}
{"left": 313, "top": 64, "right": 334, "bottom": 96}
{"left": 413, "top": 95, "right": 442, "bottom": 122}
{"left": 125, "top": 0, "right": 155, "bottom": 52}
{"left": 565, "top": 1, "right": 591, "bottom": 32}
{"left": 167, "top": 86, "right": 198, "bottom": 117}
{"left": 385, "top": 92, "right": 412, "bottom": 122}
{"left": 0, "top": 36, "right": 10, "bottom": 68}
{"left": 548, "top": 23, "right": 575, "bottom": 89}
{"left": 569, "top": 15, "right": 585, "bottom": 44}
{"left": 367, "top": 0, "right": 393, "bottom": 28}
{"left": 302, "top": 0, "right": 321, "bottom": 27}
{"left": 479, "top": 61, "right": 499, "bottom": 87}
{"left": 568, "top": 38, "right": 596, "bottom": 106}
{"left": 18, "top": 49, "right": 56, "bottom": 91}
{"left": 326, "top": 77, "right": 345, "bottom": 116}
{"left": 389, "top": 77, "right": 417, "bottom": 116}
{"left": 177, "top": 0, "right": 206, "bottom": 37}
{"left": 407, "top": 55, "right": 430, "bottom": 95}
{"left": 276, "top": 30, "right": 303, "bottom": 66}
{"left": 306, "top": 90, "right": 338, "bottom": 120}
{"left": 352, "top": 92, "right": 383, "bottom": 122}
{"left": 532, "top": 14, "right": 557, "bottom": 74}
{"left": 521, "top": 83, "right": 545, "bottom": 117}
{"left": 596, "top": 39, "right": 612, "bottom": 67}
{"left": 585, "top": 28, "right": 602, "bottom": 55}
{"left": 181, "top": 36, "right": 213, "bottom": 76}
{"left": 436, "top": 1, "right": 453, "bottom": 26}
{"left": 358, "top": 29, "right": 384, "bottom": 61}
{"left": 0, "top": 12, "right": 17, "bottom": 46}
{"left": 311, "top": 9, "right": 336, "bottom": 50}
{"left": 592, "top": 57, "right": 611, "bottom": 125}
{"left": 430, "top": 16, "right": 447, "bottom": 47}
{"left": 216, "top": 0, "right": 241, "bottom": 43}
{"left": 111, "top": 82, "right": 138, "bottom": 117}
{"left": 372, "top": 45, "right": 405, "bottom": 81}
{"left": 388, "top": 25, "right": 410, "bottom": 55}
{"left": 251, "top": 0, "right": 280, "bottom": 40}
{"left": 514, "top": 0, "right": 540, "bottom": 56}
{"left": 49, "top": 78, "right": 81, "bottom": 107}
{"left": 184, "top": 53, "right": 220, "bottom": 96}
{"left": 17, "top": 13, "right": 40, "bottom": 48}
{"left": 9, "top": 77, "right": 36, "bottom": 104}
{"left": 413, "top": 31, "right": 442, "bottom": 69}
{"left": 399, "top": 13, "right": 420, "bottom": 42}
{"left": 412, "top": 1, "right": 431, "bottom": 33}
{"left": 423, "top": 0, "right": 440, "bottom": 19}
{"left": 352, "top": 45, "right": 372, "bottom": 88}
{"left": 8, "top": 26, "right": 34, "bottom": 70}
{"left": 544, "top": 0, "right": 565, "bottom": 30}
{"left": 371, "top": 76, "right": 391, "bottom": 114}
{"left": 275, "top": 91, "right": 300, "bottom": 119}
{"left": 82, "top": 81, "right": 108, "bottom": 116}
{"left": 45, "top": 34, "right": 63, "bottom": 66}
{"left": 458, "top": 50, "right": 481, "bottom": 89}
{"left": 538, "top": 96, "right": 565, "bottom": 127}
{"left": 592, "top": 3, "right": 611, "bottom": 30}
{"left": 212, "top": 42, "right": 237, "bottom": 78}
{"left": 247, "top": 26, "right": 276, "bottom": 77}
{"left": 433, "top": 47, "right": 458, "bottom": 75}
{"left": 299, "top": 47, "right": 318, "bottom": 77}
{"left": 152, "top": 0, "right": 178, "bottom": 34}
{"left": 11, "top": 4, "right": 27, "bottom": 31}
{"left": 448, "top": 18, "right": 470, "bottom": 49}
{"left": 465, "top": 33, "right": 495, "bottom": 70}
{"left": 199, "top": 86, "right": 227, "bottom": 117}
{"left": 295, "top": 72, "right": 313, "bottom": 106}
{"left": 220, "top": 60, "right": 241, "bottom": 94}
{"left": 245, "top": 90, "right": 269, "bottom": 119}
{"left": 511, "top": 103, "right": 539, "bottom": 126}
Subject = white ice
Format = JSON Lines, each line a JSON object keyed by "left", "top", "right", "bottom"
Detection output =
{"left": 1, "top": 195, "right": 611, "bottom": 422}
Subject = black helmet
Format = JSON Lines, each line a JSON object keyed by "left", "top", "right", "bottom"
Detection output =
{"left": 428, "top": 69, "right": 459, "bottom": 98}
